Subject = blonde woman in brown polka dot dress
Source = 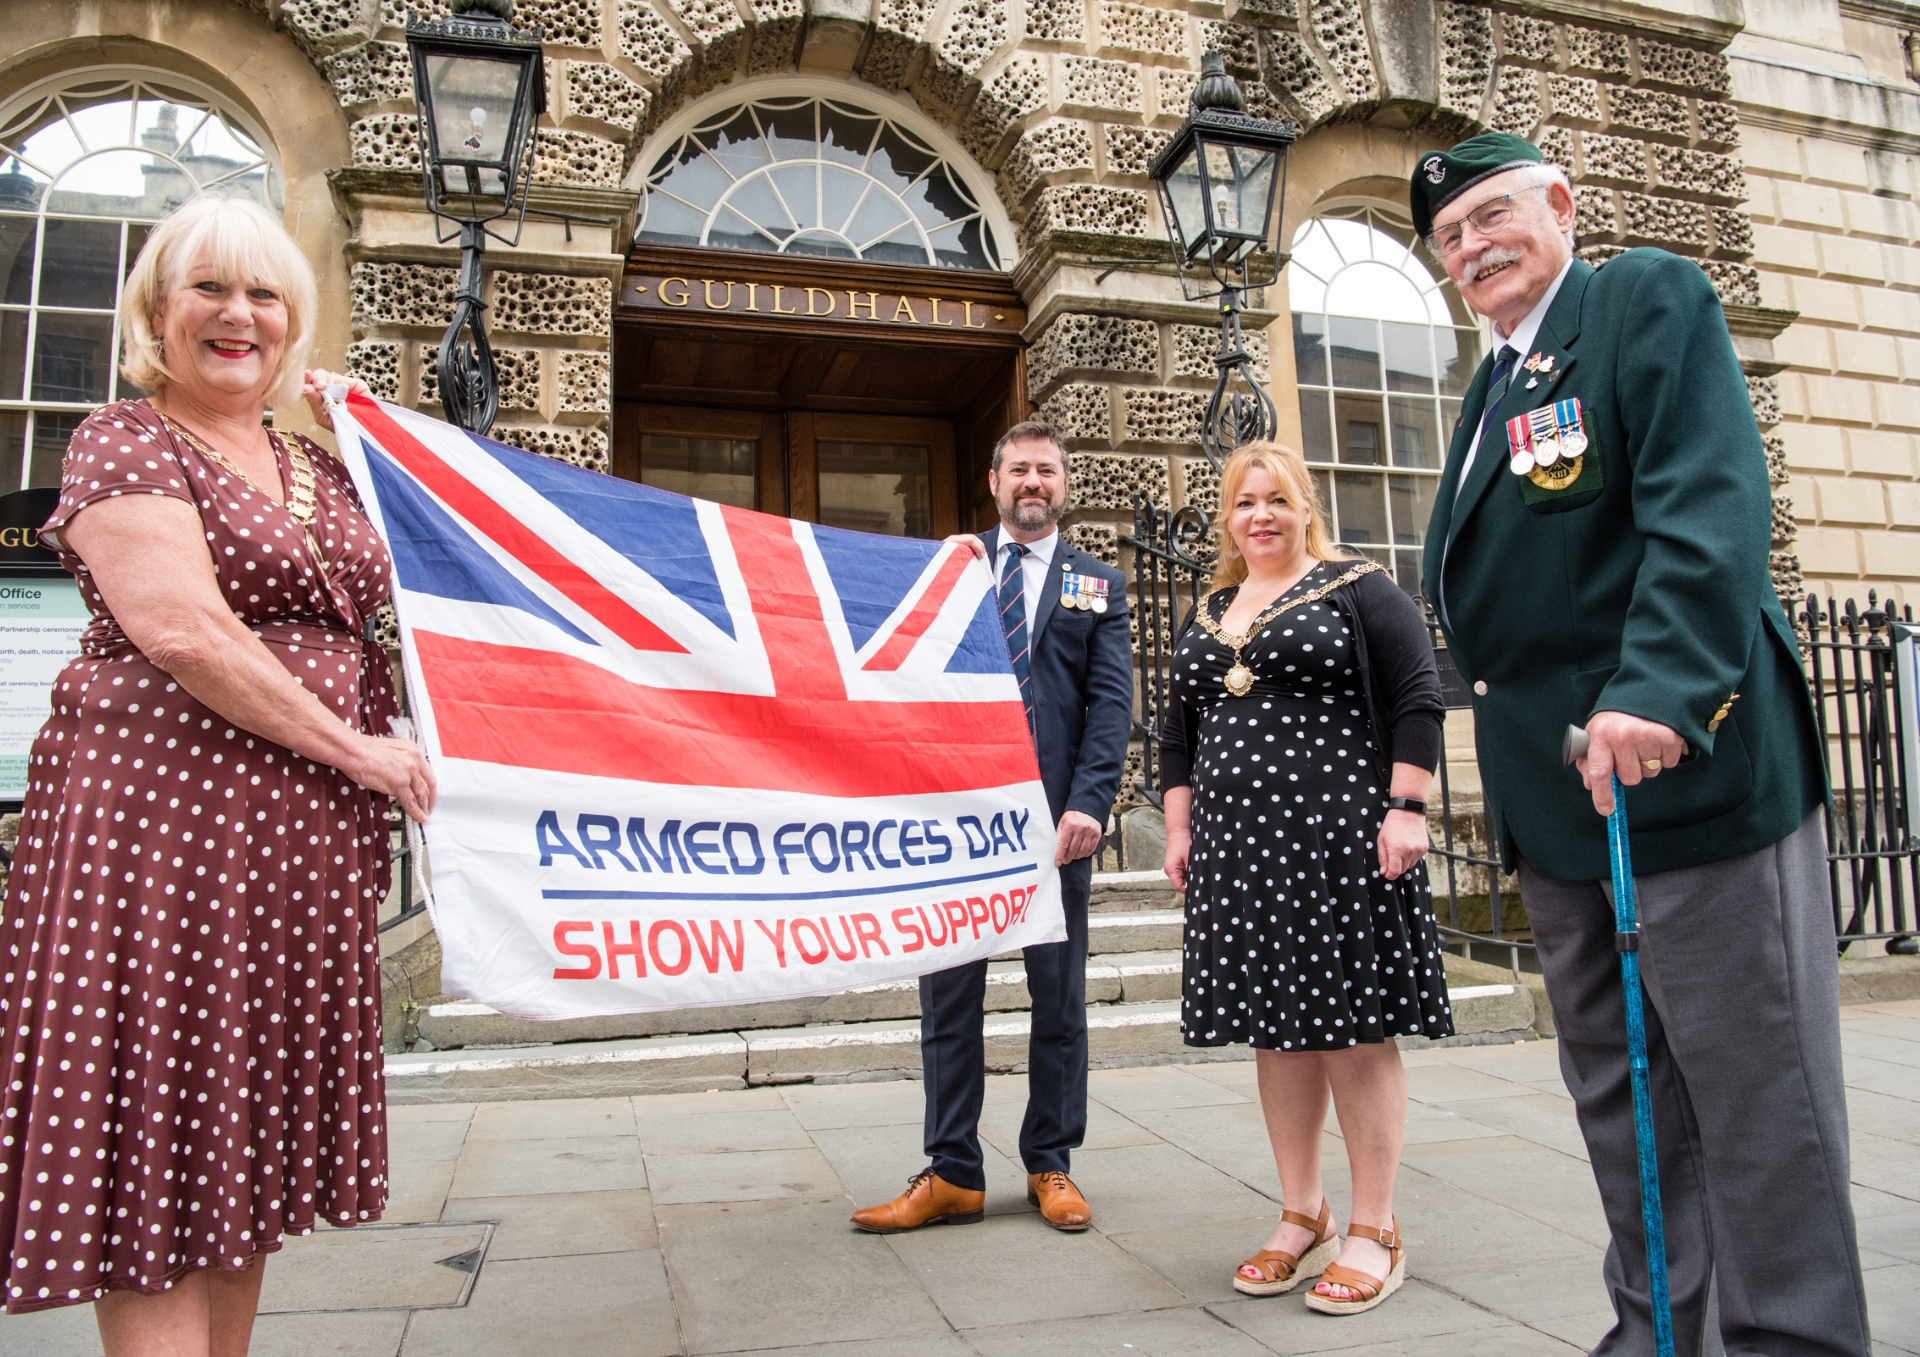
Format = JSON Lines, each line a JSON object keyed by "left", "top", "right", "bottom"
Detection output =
{"left": 0, "top": 196, "right": 435, "bottom": 1353}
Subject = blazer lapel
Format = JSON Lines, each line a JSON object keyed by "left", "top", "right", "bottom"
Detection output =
{"left": 1425, "top": 350, "right": 1499, "bottom": 594}
{"left": 1030, "top": 544, "right": 1067, "bottom": 644}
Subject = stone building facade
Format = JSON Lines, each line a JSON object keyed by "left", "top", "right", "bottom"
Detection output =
{"left": 2, "top": 0, "right": 1917, "bottom": 809}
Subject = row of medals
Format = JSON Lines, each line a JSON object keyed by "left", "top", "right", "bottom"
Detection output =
{"left": 1510, "top": 405, "right": 1589, "bottom": 484}
{"left": 1062, "top": 577, "right": 1108, "bottom": 613}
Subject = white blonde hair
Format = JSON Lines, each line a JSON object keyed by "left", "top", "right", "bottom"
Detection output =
{"left": 118, "top": 195, "right": 317, "bottom": 407}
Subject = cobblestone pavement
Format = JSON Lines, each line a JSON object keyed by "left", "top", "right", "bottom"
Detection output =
{"left": 6, "top": 1001, "right": 1916, "bottom": 1356}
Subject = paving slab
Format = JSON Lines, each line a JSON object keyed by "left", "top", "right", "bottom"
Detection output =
{"left": 384, "top": 1115, "right": 475, "bottom": 1161}
{"left": 635, "top": 1105, "right": 815, "bottom": 1154}
{"left": 1420, "top": 1253, "right": 1613, "bottom": 1323}
{"left": 441, "top": 1188, "right": 658, "bottom": 1258}
{"left": 781, "top": 1076, "right": 929, "bottom": 1130}
{"left": 1402, "top": 1099, "right": 1513, "bottom": 1145}
{"left": 257, "top": 1222, "right": 490, "bottom": 1313}
{"left": 704, "top": 1338, "right": 975, "bottom": 1357}
{"left": 809, "top": 1120, "right": 1035, "bottom": 1217}
{"left": 0, "top": 1301, "right": 100, "bottom": 1357}
{"left": 976, "top": 1089, "right": 1162, "bottom": 1158}
{"left": 467, "top": 1095, "right": 636, "bottom": 1141}
{"left": 383, "top": 1158, "right": 456, "bottom": 1225}
{"left": 1389, "top": 1165, "right": 1600, "bottom": 1279}
{"left": 1853, "top": 1184, "right": 1920, "bottom": 1264}
{"left": 1208, "top": 1277, "right": 1502, "bottom": 1352}
{"left": 1288, "top": 1320, "right": 1586, "bottom": 1357}
{"left": 1126, "top": 1102, "right": 1347, "bottom": 1187}
{"left": 1406, "top": 1063, "right": 1539, "bottom": 1104}
{"left": 658, "top": 1198, "right": 950, "bottom": 1353}
{"left": 1109, "top": 1215, "right": 1346, "bottom": 1306}
{"left": 964, "top": 1303, "right": 1275, "bottom": 1355}
{"left": 1087, "top": 1064, "right": 1253, "bottom": 1113}
{"left": 448, "top": 1134, "right": 647, "bottom": 1198}
{"left": 1848, "top": 1128, "right": 1920, "bottom": 1202}
{"left": 1528, "top": 1309, "right": 1619, "bottom": 1351}
{"left": 1864, "top": 1262, "right": 1920, "bottom": 1350}
{"left": 1061, "top": 1142, "right": 1279, "bottom": 1234}
{"left": 886, "top": 1210, "right": 1187, "bottom": 1329}
{"left": 251, "top": 1308, "right": 410, "bottom": 1356}
{"left": 1841, "top": 1053, "right": 1920, "bottom": 1102}
{"left": 645, "top": 1146, "right": 843, "bottom": 1204}
{"left": 1431, "top": 1093, "right": 1590, "bottom": 1161}
{"left": 400, "top": 1249, "right": 679, "bottom": 1357}
{"left": 1405, "top": 1144, "right": 1611, "bottom": 1251}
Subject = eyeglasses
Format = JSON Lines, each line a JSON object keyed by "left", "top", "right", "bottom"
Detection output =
{"left": 1427, "top": 185, "right": 1548, "bottom": 257}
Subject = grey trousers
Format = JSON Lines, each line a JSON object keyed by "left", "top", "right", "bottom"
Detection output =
{"left": 1518, "top": 811, "right": 1870, "bottom": 1357}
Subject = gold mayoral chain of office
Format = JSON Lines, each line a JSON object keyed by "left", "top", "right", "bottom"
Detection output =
{"left": 159, "top": 411, "right": 325, "bottom": 570}
{"left": 1195, "top": 560, "right": 1382, "bottom": 697}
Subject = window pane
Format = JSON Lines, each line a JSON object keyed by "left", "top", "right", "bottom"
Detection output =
{"left": 1334, "top": 393, "right": 1385, "bottom": 466}
{"left": 1292, "top": 314, "right": 1327, "bottom": 386}
{"left": 1388, "top": 397, "right": 1441, "bottom": 470}
{"left": 1311, "top": 468, "right": 1331, "bottom": 520}
{"left": 640, "top": 434, "right": 756, "bottom": 509}
{"left": 0, "top": 410, "right": 24, "bottom": 493}
{"left": 1388, "top": 473, "right": 1439, "bottom": 545}
{"left": 124, "top": 222, "right": 151, "bottom": 280}
{"left": 1334, "top": 471, "right": 1388, "bottom": 545}
{"left": 39, "top": 218, "right": 121, "bottom": 309}
{"left": 1392, "top": 548, "right": 1423, "bottom": 598}
{"left": 30, "top": 312, "right": 113, "bottom": 403}
{"left": 0, "top": 310, "right": 25, "bottom": 400}
{"left": 1383, "top": 320, "right": 1434, "bottom": 393}
{"left": 1299, "top": 388, "right": 1334, "bottom": 463}
{"left": 818, "top": 440, "right": 931, "bottom": 538}
{"left": 0, "top": 217, "right": 35, "bottom": 306}
{"left": 29, "top": 410, "right": 82, "bottom": 486}
{"left": 1328, "top": 317, "right": 1380, "bottom": 389}
{"left": 1437, "top": 327, "right": 1483, "bottom": 397}
{"left": 1441, "top": 398, "right": 1463, "bottom": 446}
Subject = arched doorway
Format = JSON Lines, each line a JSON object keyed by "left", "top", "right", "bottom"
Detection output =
{"left": 614, "top": 80, "right": 1028, "bottom": 539}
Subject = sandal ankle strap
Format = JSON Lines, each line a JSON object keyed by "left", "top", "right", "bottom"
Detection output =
{"left": 1347, "top": 1219, "right": 1401, "bottom": 1251}
{"left": 1279, "top": 1205, "right": 1326, "bottom": 1233}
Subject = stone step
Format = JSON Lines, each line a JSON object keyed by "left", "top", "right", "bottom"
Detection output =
{"left": 385, "top": 983, "right": 1537, "bottom": 1104}
{"left": 1087, "top": 869, "right": 1182, "bottom": 912}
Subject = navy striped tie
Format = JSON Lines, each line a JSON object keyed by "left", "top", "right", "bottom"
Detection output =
{"left": 998, "top": 543, "right": 1034, "bottom": 739}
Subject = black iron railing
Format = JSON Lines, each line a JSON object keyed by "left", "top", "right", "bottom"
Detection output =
{"left": 1119, "top": 497, "right": 1213, "bottom": 810}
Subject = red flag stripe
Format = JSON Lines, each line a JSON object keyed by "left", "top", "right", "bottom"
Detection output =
{"left": 861, "top": 547, "right": 973, "bottom": 673}
{"left": 413, "top": 631, "right": 1040, "bottom": 795}
{"left": 347, "top": 393, "right": 685, "bottom": 654}
{"left": 718, "top": 505, "right": 844, "bottom": 700}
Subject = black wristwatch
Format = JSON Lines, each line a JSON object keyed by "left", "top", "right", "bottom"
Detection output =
{"left": 1386, "top": 797, "right": 1427, "bottom": 815}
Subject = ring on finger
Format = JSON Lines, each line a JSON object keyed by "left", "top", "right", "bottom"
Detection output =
{"left": 1641, "top": 759, "right": 1662, "bottom": 771}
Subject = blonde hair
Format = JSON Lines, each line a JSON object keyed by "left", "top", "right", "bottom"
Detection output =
{"left": 118, "top": 195, "right": 317, "bottom": 408}
{"left": 1210, "top": 440, "right": 1352, "bottom": 589}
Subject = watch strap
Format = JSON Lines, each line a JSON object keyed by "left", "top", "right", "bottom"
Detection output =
{"left": 1387, "top": 797, "right": 1428, "bottom": 815}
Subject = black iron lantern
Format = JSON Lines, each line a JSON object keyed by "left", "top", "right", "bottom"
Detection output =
{"left": 1145, "top": 53, "right": 1298, "bottom": 468}
{"left": 405, "top": 0, "right": 546, "bottom": 434}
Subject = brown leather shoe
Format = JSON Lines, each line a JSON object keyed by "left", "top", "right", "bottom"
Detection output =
{"left": 851, "top": 1168, "right": 985, "bottom": 1234}
{"left": 1026, "top": 1171, "right": 1092, "bottom": 1231}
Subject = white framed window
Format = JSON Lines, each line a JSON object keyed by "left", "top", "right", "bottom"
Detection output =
{"left": 633, "top": 81, "right": 1012, "bottom": 271}
{"left": 0, "top": 69, "right": 280, "bottom": 491}
{"left": 1288, "top": 204, "right": 1484, "bottom": 597}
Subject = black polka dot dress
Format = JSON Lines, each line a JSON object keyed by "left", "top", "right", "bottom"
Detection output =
{"left": 0, "top": 399, "right": 400, "bottom": 1312}
{"left": 1172, "top": 563, "right": 1453, "bottom": 1052}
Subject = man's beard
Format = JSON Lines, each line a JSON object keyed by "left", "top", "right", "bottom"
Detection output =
{"left": 1003, "top": 494, "right": 1064, "bottom": 532}
{"left": 1460, "top": 243, "right": 1524, "bottom": 284}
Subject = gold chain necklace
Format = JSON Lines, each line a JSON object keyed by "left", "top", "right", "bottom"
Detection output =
{"left": 1194, "top": 560, "right": 1381, "bottom": 696}
{"left": 157, "top": 409, "right": 326, "bottom": 569}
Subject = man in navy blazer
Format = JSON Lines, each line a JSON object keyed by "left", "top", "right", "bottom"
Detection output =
{"left": 851, "top": 418, "right": 1133, "bottom": 1234}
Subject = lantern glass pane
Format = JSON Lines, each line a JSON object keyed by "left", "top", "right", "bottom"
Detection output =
{"left": 425, "top": 54, "right": 521, "bottom": 167}
{"left": 1200, "top": 141, "right": 1276, "bottom": 243}
{"left": 1162, "top": 141, "right": 1206, "bottom": 256}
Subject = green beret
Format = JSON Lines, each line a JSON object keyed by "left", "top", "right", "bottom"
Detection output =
{"left": 1409, "top": 133, "right": 1545, "bottom": 240}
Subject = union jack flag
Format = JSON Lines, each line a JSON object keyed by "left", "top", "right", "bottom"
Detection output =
{"left": 330, "top": 394, "right": 1062, "bottom": 1018}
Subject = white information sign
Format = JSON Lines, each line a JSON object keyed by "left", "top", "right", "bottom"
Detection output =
{"left": 0, "top": 578, "right": 86, "bottom": 802}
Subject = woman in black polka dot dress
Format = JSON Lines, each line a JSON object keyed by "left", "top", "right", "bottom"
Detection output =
{"left": 0, "top": 197, "right": 434, "bottom": 1348}
{"left": 1161, "top": 442, "right": 1450, "bottom": 1316}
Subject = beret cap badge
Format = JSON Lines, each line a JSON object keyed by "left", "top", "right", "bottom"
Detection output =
{"left": 1423, "top": 155, "right": 1447, "bottom": 185}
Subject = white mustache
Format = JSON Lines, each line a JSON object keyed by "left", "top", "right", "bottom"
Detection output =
{"left": 1461, "top": 245, "right": 1523, "bottom": 284}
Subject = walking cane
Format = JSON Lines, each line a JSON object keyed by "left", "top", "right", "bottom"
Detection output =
{"left": 1562, "top": 725, "right": 1676, "bottom": 1357}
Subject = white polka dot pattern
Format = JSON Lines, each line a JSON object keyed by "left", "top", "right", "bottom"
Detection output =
{"left": 1172, "top": 562, "right": 1454, "bottom": 1053}
{"left": 0, "top": 400, "right": 400, "bottom": 1313}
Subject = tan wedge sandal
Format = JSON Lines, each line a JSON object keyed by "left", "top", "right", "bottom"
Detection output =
{"left": 1232, "top": 1199, "right": 1340, "bottom": 1297}
{"left": 1304, "top": 1219, "right": 1406, "bottom": 1315}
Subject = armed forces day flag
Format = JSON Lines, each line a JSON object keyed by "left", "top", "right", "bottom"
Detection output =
{"left": 329, "top": 394, "right": 1064, "bottom": 1019}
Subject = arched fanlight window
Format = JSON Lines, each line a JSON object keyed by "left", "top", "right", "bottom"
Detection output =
{"left": 0, "top": 70, "right": 280, "bottom": 491}
{"left": 1288, "top": 205, "right": 1483, "bottom": 596}
{"left": 636, "top": 91, "right": 1007, "bottom": 271}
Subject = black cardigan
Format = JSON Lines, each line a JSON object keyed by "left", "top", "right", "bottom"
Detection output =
{"left": 1158, "top": 564, "right": 1446, "bottom": 792}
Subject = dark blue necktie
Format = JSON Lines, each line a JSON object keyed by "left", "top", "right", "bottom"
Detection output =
{"left": 1470, "top": 345, "right": 1521, "bottom": 481}
{"left": 998, "top": 543, "right": 1034, "bottom": 739}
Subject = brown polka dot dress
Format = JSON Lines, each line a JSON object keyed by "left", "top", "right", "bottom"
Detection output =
{"left": 0, "top": 398, "right": 400, "bottom": 1312}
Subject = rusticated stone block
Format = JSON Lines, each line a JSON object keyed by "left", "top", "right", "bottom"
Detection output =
{"left": 1704, "top": 260, "right": 1760, "bottom": 307}
{"left": 1575, "top": 184, "right": 1617, "bottom": 241}
{"left": 1171, "top": 324, "right": 1267, "bottom": 381}
{"left": 1579, "top": 243, "right": 1627, "bottom": 268}
{"left": 1061, "top": 56, "right": 1145, "bottom": 115}
{"left": 1156, "top": 67, "right": 1197, "bottom": 119}
{"left": 666, "top": 0, "right": 746, "bottom": 56}
{"left": 518, "top": 0, "right": 608, "bottom": 48}
{"left": 1548, "top": 73, "right": 1600, "bottom": 126}
{"left": 1000, "top": 121, "right": 1095, "bottom": 210}
{"left": 1438, "top": 1, "right": 1495, "bottom": 119}
{"left": 492, "top": 423, "right": 611, "bottom": 475}
{"left": 565, "top": 61, "right": 650, "bottom": 133}
{"left": 492, "top": 273, "right": 614, "bottom": 336}
{"left": 350, "top": 113, "right": 421, "bottom": 172}
{"left": 1196, "top": 19, "right": 1260, "bottom": 76}
{"left": 421, "top": 344, "right": 542, "bottom": 413}
{"left": 1653, "top": 146, "right": 1745, "bottom": 203}
{"left": 531, "top": 129, "right": 625, "bottom": 187}
{"left": 1697, "top": 100, "right": 1739, "bottom": 149}
{"left": 1497, "top": 11, "right": 1555, "bottom": 62}
{"left": 1028, "top": 314, "right": 1159, "bottom": 395}
{"left": 344, "top": 339, "right": 402, "bottom": 402}
{"left": 1178, "top": 455, "right": 1220, "bottom": 516}
{"left": 1565, "top": 26, "right": 1629, "bottom": 77}
{"left": 1637, "top": 39, "right": 1730, "bottom": 96}
{"left": 373, "top": 601, "right": 400, "bottom": 652}
{"left": 1104, "top": 124, "right": 1171, "bottom": 177}
{"left": 618, "top": 0, "right": 695, "bottom": 80}
{"left": 1764, "top": 432, "right": 1788, "bottom": 487}
{"left": 1535, "top": 126, "right": 1574, "bottom": 172}
{"left": 746, "top": 0, "right": 805, "bottom": 75}
{"left": 323, "top": 41, "right": 412, "bottom": 110}
{"left": 1769, "top": 550, "right": 1803, "bottom": 613}
{"left": 1490, "top": 66, "right": 1541, "bottom": 136}
{"left": 1071, "top": 450, "right": 1170, "bottom": 509}
{"left": 1042, "top": 384, "right": 1113, "bottom": 442}
{"left": 864, "top": 0, "right": 937, "bottom": 89}
{"left": 1771, "top": 492, "right": 1797, "bottom": 543}
{"left": 1027, "top": 0, "right": 1087, "bottom": 43}
{"left": 936, "top": 0, "right": 1012, "bottom": 79}
{"left": 283, "top": 0, "right": 372, "bottom": 53}
{"left": 1623, "top": 192, "right": 1709, "bottom": 247}
{"left": 960, "top": 56, "right": 1049, "bottom": 164}
{"left": 558, "top": 351, "right": 611, "bottom": 413}
{"left": 1099, "top": 2, "right": 1189, "bottom": 59}
{"left": 1309, "top": 0, "right": 1375, "bottom": 100}
{"left": 1607, "top": 86, "right": 1688, "bottom": 139}
{"left": 1062, "top": 521, "right": 1121, "bottom": 567}
{"left": 380, "top": 0, "right": 449, "bottom": 23}
{"left": 1748, "top": 374, "right": 1781, "bottom": 426}
{"left": 1122, "top": 388, "right": 1208, "bottom": 444}
{"left": 1580, "top": 132, "right": 1651, "bottom": 187}
{"left": 1710, "top": 205, "right": 1753, "bottom": 255}
{"left": 1019, "top": 183, "right": 1151, "bottom": 252}
{"left": 1226, "top": 0, "right": 1297, "bottom": 20}
{"left": 351, "top": 261, "right": 457, "bottom": 330}
{"left": 1260, "top": 29, "right": 1339, "bottom": 126}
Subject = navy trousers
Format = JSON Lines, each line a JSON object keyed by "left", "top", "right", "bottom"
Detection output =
{"left": 919, "top": 855, "right": 1091, "bottom": 1192}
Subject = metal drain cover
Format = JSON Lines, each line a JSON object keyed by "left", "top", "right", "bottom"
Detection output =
{"left": 257, "top": 1222, "right": 494, "bottom": 1313}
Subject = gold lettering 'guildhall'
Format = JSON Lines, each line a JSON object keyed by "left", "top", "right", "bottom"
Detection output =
{"left": 630, "top": 276, "right": 1002, "bottom": 331}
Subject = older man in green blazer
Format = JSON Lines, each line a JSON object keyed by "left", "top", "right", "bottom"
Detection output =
{"left": 1416, "top": 134, "right": 1869, "bottom": 1357}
